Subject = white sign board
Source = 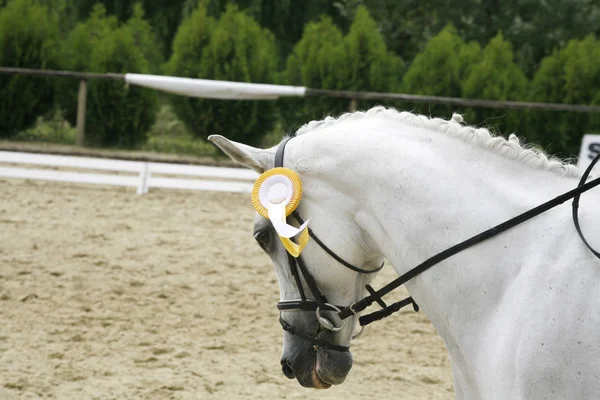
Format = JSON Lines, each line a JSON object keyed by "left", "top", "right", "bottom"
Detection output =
{"left": 578, "top": 134, "right": 600, "bottom": 170}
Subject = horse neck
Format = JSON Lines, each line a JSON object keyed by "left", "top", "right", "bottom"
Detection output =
{"left": 309, "top": 120, "right": 582, "bottom": 343}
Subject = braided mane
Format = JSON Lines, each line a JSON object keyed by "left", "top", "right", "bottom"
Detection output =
{"left": 295, "top": 106, "right": 581, "bottom": 178}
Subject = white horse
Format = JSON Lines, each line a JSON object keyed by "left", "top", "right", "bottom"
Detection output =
{"left": 209, "top": 106, "right": 600, "bottom": 399}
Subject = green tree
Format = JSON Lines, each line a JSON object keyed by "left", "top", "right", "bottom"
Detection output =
{"left": 52, "top": 4, "right": 113, "bottom": 124}
{"left": 280, "top": 16, "right": 347, "bottom": 128}
{"left": 334, "top": 0, "right": 449, "bottom": 64}
{"left": 338, "top": 5, "right": 403, "bottom": 110}
{"left": 401, "top": 24, "right": 480, "bottom": 117}
{"left": 280, "top": 6, "right": 402, "bottom": 128}
{"left": 529, "top": 36, "right": 600, "bottom": 156}
{"left": 462, "top": 33, "right": 529, "bottom": 137}
{"left": 341, "top": 6, "right": 403, "bottom": 92}
{"left": 205, "top": 0, "right": 341, "bottom": 66}
{"left": 0, "top": 0, "right": 61, "bottom": 137}
{"left": 458, "top": 0, "right": 600, "bottom": 76}
{"left": 166, "top": 3, "right": 278, "bottom": 145}
{"left": 64, "top": 0, "right": 187, "bottom": 60}
{"left": 333, "top": 0, "right": 600, "bottom": 77}
{"left": 125, "top": 3, "right": 163, "bottom": 71}
{"left": 57, "top": 4, "right": 158, "bottom": 148}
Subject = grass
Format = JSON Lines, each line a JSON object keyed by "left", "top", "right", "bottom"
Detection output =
{"left": 8, "top": 104, "right": 218, "bottom": 158}
{"left": 13, "top": 110, "right": 77, "bottom": 145}
{"left": 7, "top": 103, "right": 286, "bottom": 159}
{"left": 141, "top": 105, "right": 218, "bottom": 157}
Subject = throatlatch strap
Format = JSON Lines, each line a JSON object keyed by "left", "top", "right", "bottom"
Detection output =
{"left": 340, "top": 152, "right": 600, "bottom": 321}
{"left": 572, "top": 153, "right": 600, "bottom": 260}
{"left": 292, "top": 211, "right": 384, "bottom": 274}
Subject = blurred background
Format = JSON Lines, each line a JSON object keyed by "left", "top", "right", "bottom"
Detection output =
{"left": 1, "top": 0, "right": 599, "bottom": 158}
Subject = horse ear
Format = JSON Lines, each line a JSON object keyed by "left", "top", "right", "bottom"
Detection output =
{"left": 208, "top": 135, "right": 272, "bottom": 173}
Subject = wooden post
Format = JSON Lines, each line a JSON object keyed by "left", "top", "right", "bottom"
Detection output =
{"left": 76, "top": 80, "right": 87, "bottom": 146}
{"left": 350, "top": 98, "right": 357, "bottom": 112}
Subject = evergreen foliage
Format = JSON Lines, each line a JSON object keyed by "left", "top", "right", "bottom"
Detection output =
{"left": 205, "top": 0, "right": 341, "bottom": 65}
{"left": 530, "top": 36, "right": 600, "bottom": 156}
{"left": 338, "top": 6, "right": 403, "bottom": 111}
{"left": 57, "top": 4, "right": 158, "bottom": 148}
{"left": 70, "top": 0, "right": 187, "bottom": 61}
{"left": 340, "top": 6, "right": 404, "bottom": 95}
{"left": 401, "top": 24, "right": 480, "bottom": 116}
{"left": 0, "top": 0, "right": 61, "bottom": 137}
{"left": 279, "top": 6, "right": 403, "bottom": 128}
{"left": 280, "top": 16, "right": 347, "bottom": 128}
{"left": 166, "top": 3, "right": 278, "bottom": 145}
{"left": 461, "top": 33, "right": 529, "bottom": 137}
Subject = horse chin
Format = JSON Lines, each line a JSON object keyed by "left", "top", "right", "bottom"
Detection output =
{"left": 312, "top": 364, "right": 332, "bottom": 389}
{"left": 282, "top": 329, "right": 353, "bottom": 388}
{"left": 288, "top": 347, "right": 353, "bottom": 389}
{"left": 314, "top": 348, "right": 353, "bottom": 387}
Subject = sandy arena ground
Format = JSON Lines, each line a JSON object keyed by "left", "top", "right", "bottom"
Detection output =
{"left": 0, "top": 178, "right": 454, "bottom": 399}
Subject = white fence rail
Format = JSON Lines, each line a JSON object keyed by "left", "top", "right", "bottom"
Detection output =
{"left": 0, "top": 151, "right": 258, "bottom": 194}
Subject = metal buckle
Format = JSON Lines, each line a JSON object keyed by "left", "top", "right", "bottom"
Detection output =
{"left": 347, "top": 302, "right": 358, "bottom": 315}
{"left": 316, "top": 303, "right": 345, "bottom": 332}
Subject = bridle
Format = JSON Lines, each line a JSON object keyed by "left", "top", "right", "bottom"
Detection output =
{"left": 273, "top": 134, "right": 600, "bottom": 352}
{"left": 339, "top": 151, "right": 600, "bottom": 323}
{"left": 275, "top": 135, "right": 389, "bottom": 352}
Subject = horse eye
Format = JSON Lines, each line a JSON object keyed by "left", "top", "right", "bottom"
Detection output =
{"left": 254, "top": 231, "right": 270, "bottom": 247}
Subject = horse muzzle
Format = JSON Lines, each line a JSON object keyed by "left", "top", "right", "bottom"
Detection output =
{"left": 281, "top": 327, "right": 353, "bottom": 389}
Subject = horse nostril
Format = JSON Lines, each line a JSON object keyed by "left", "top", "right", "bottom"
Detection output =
{"left": 281, "top": 359, "right": 295, "bottom": 379}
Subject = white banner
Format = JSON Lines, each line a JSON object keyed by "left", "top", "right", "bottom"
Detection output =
{"left": 124, "top": 73, "right": 306, "bottom": 100}
{"left": 578, "top": 134, "right": 600, "bottom": 170}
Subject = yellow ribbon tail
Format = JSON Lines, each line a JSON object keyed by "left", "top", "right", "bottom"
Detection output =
{"left": 279, "top": 227, "right": 310, "bottom": 257}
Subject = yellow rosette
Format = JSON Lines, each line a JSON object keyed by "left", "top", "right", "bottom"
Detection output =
{"left": 252, "top": 167, "right": 309, "bottom": 257}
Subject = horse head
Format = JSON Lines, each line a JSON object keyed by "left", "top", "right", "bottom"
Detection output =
{"left": 209, "top": 106, "right": 600, "bottom": 398}
{"left": 209, "top": 131, "right": 384, "bottom": 389}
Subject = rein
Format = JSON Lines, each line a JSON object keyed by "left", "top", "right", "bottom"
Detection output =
{"left": 340, "top": 152, "right": 600, "bottom": 323}
{"left": 274, "top": 134, "right": 600, "bottom": 350}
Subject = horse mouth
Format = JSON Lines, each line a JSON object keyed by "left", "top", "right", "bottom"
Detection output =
{"left": 312, "top": 364, "right": 332, "bottom": 389}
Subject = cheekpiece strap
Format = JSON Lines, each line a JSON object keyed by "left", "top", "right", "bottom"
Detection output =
{"left": 275, "top": 136, "right": 293, "bottom": 168}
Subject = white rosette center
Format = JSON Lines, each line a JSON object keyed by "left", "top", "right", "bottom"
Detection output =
{"left": 258, "top": 175, "right": 309, "bottom": 238}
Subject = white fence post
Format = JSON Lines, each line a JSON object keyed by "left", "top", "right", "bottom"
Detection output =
{"left": 137, "top": 162, "right": 150, "bottom": 195}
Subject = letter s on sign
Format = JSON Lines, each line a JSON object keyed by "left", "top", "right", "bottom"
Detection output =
{"left": 589, "top": 142, "right": 600, "bottom": 160}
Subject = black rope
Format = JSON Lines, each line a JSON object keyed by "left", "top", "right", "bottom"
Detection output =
{"left": 572, "top": 156, "right": 600, "bottom": 259}
{"left": 292, "top": 212, "right": 384, "bottom": 274}
{"left": 340, "top": 153, "right": 600, "bottom": 321}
